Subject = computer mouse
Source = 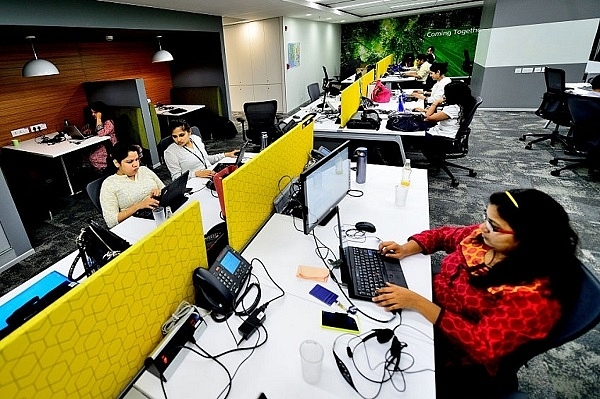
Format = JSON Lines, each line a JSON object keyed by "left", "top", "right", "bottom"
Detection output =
{"left": 355, "top": 221, "right": 376, "bottom": 233}
{"left": 206, "top": 180, "right": 215, "bottom": 191}
{"left": 293, "top": 114, "right": 302, "bottom": 120}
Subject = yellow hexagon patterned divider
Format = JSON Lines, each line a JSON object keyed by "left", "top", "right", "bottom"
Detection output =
{"left": 223, "top": 120, "right": 314, "bottom": 251}
{"left": 0, "top": 200, "right": 207, "bottom": 398}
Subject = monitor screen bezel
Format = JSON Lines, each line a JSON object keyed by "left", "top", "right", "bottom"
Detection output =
{"left": 299, "top": 140, "right": 351, "bottom": 235}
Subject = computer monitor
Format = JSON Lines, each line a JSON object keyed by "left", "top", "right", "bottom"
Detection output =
{"left": 299, "top": 141, "right": 351, "bottom": 235}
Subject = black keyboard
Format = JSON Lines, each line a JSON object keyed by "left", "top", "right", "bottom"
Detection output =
{"left": 350, "top": 247, "right": 387, "bottom": 298}
{"left": 345, "top": 246, "right": 408, "bottom": 301}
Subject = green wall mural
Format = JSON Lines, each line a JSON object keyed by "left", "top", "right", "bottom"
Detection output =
{"left": 341, "top": 7, "right": 482, "bottom": 78}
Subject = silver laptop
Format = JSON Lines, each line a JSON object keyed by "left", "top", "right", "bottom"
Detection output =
{"left": 64, "top": 125, "right": 94, "bottom": 140}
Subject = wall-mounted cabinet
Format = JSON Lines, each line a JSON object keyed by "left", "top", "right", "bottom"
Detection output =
{"left": 224, "top": 18, "right": 284, "bottom": 112}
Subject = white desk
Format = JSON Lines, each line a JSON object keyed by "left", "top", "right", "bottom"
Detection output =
{"left": 155, "top": 104, "right": 205, "bottom": 117}
{"left": 2, "top": 133, "right": 111, "bottom": 195}
{"left": 295, "top": 95, "right": 425, "bottom": 163}
{"left": 130, "top": 166, "right": 435, "bottom": 399}
{"left": 341, "top": 73, "right": 416, "bottom": 85}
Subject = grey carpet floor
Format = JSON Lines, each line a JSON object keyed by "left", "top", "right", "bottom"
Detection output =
{"left": 1, "top": 110, "right": 599, "bottom": 398}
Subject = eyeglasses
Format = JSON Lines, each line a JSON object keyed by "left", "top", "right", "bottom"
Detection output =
{"left": 483, "top": 213, "right": 515, "bottom": 235}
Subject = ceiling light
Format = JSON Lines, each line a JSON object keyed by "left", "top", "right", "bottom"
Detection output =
{"left": 22, "top": 36, "right": 59, "bottom": 78}
{"left": 152, "top": 35, "right": 174, "bottom": 63}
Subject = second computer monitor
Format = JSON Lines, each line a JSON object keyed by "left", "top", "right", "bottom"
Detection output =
{"left": 299, "top": 141, "right": 351, "bottom": 235}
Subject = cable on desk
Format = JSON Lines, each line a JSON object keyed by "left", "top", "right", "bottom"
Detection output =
{"left": 184, "top": 344, "right": 233, "bottom": 399}
{"left": 249, "top": 257, "right": 286, "bottom": 309}
{"left": 347, "top": 189, "right": 364, "bottom": 197}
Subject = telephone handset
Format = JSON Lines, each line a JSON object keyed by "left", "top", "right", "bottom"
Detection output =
{"left": 193, "top": 245, "right": 252, "bottom": 315}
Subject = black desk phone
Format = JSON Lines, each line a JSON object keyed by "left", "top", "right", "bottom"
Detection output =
{"left": 193, "top": 245, "right": 252, "bottom": 314}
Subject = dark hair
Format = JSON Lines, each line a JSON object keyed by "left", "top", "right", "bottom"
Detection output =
{"left": 416, "top": 53, "right": 427, "bottom": 61}
{"left": 425, "top": 54, "right": 435, "bottom": 64}
{"left": 89, "top": 101, "right": 111, "bottom": 123}
{"left": 427, "top": 46, "right": 435, "bottom": 52}
{"left": 168, "top": 119, "right": 191, "bottom": 134}
{"left": 429, "top": 62, "right": 448, "bottom": 76}
{"left": 591, "top": 75, "right": 600, "bottom": 91}
{"left": 443, "top": 81, "right": 476, "bottom": 125}
{"left": 472, "top": 189, "right": 580, "bottom": 305}
{"left": 109, "top": 142, "right": 142, "bottom": 164}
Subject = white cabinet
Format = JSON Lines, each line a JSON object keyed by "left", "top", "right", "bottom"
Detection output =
{"left": 224, "top": 18, "right": 284, "bottom": 112}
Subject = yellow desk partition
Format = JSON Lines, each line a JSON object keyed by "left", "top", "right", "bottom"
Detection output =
{"left": 0, "top": 201, "right": 207, "bottom": 398}
{"left": 222, "top": 121, "right": 314, "bottom": 251}
{"left": 376, "top": 55, "right": 394, "bottom": 79}
{"left": 362, "top": 69, "right": 375, "bottom": 97}
{"left": 340, "top": 79, "right": 361, "bottom": 127}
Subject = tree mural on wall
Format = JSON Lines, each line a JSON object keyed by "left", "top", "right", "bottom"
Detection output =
{"left": 341, "top": 7, "right": 483, "bottom": 77}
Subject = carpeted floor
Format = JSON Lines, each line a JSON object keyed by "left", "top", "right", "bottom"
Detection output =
{"left": 1, "top": 110, "right": 599, "bottom": 398}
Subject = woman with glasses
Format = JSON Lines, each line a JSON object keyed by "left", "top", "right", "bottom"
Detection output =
{"left": 164, "top": 119, "right": 237, "bottom": 180}
{"left": 373, "top": 188, "right": 580, "bottom": 398}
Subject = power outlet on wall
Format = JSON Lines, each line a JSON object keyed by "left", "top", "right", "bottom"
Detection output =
{"left": 11, "top": 127, "right": 30, "bottom": 137}
{"left": 30, "top": 123, "right": 47, "bottom": 132}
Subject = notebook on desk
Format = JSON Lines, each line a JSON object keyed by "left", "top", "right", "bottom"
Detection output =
{"left": 133, "top": 171, "right": 189, "bottom": 219}
{"left": 335, "top": 210, "right": 408, "bottom": 301}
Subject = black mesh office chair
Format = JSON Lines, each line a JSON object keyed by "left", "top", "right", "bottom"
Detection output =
{"left": 421, "top": 96, "right": 483, "bottom": 187}
{"left": 549, "top": 92, "right": 600, "bottom": 178}
{"left": 86, "top": 174, "right": 110, "bottom": 212}
{"left": 237, "top": 100, "right": 278, "bottom": 147}
{"left": 307, "top": 82, "right": 321, "bottom": 102}
{"left": 491, "top": 261, "right": 600, "bottom": 398}
{"left": 520, "top": 67, "right": 571, "bottom": 150}
{"left": 322, "top": 66, "right": 342, "bottom": 96}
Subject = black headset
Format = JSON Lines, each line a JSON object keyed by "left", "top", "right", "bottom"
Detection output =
{"left": 333, "top": 328, "right": 407, "bottom": 393}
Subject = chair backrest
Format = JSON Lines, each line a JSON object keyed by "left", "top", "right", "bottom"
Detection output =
{"left": 191, "top": 126, "right": 202, "bottom": 137}
{"left": 545, "top": 67, "right": 566, "bottom": 94}
{"left": 157, "top": 136, "right": 174, "bottom": 161}
{"left": 307, "top": 82, "right": 320, "bottom": 102}
{"left": 450, "top": 96, "right": 483, "bottom": 155}
{"left": 459, "top": 96, "right": 484, "bottom": 132}
{"left": 565, "top": 93, "right": 600, "bottom": 153}
{"left": 501, "top": 261, "right": 600, "bottom": 374}
{"left": 243, "top": 100, "right": 278, "bottom": 145}
{"left": 86, "top": 174, "right": 110, "bottom": 212}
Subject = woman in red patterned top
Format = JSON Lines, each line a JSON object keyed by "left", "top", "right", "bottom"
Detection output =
{"left": 89, "top": 101, "right": 117, "bottom": 172}
{"left": 373, "top": 189, "right": 580, "bottom": 398}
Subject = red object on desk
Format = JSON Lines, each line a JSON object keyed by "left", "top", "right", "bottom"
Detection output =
{"left": 213, "top": 165, "right": 238, "bottom": 218}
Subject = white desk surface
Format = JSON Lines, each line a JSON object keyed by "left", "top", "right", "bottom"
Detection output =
{"left": 2, "top": 133, "right": 110, "bottom": 158}
{"left": 341, "top": 73, "right": 416, "bottom": 85}
{"left": 155, "top": 104, "right": 205, "bottom": 117}
{"left": 131, "top": 166, "right": 435, "bottom": 399}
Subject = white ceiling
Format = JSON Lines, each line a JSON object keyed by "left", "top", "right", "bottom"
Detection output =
{"left": 101, "top": 0, "right": 483, "bottom": 25}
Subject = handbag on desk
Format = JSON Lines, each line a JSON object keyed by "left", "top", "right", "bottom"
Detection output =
{"left": 371, "top": 80, "right": 392, "bottom": 103}
{"left": 346, "top": 109, "right": 381, "bottom": 130}
{"left": 68, "top": 220, "right": 131, "bottom": 282}
{"left": 386, "top": 112, "right": 427, "bottom": 132}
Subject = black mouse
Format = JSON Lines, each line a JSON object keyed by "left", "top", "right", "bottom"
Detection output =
{"left": 355, "top": 221, "right": 376, "bottom": 233}
{"left": 206, "top": 179, "right": 215, "bottom": 190}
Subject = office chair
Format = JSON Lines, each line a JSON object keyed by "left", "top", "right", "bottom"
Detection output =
{"left": 421, "top": 96, "right": 483, "bottom": 187}
{"left": 86, "top": 174, "right": 110, "bottom": 212}
{"left": 491, "top": 261, "right": 600, "bottom": 398}
{"left": 461, "top": 49, "right": 473, "bottom": 75}
{"left": 307, "top": 82, "right": 321, "bottom": 102}
{"left": 549, "top": 93, "right": 600, "bottom": 178}
{"left": 322, "top": 66, "right": 342, "bottom": 96}
{"left": 519, "top": 67, "right": 571, "bottom": 150}
{"left": 237, "top": 100, "right": 278, "bottom": 148}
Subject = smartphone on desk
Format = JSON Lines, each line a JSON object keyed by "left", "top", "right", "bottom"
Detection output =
{"left": 321, "top": 311, "right": 360, "bottom": 333}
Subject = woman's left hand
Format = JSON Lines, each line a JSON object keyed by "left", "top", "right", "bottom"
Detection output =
{"left": 224, "top": 150, "right": 237, "bottom": 158}
{"left": 150, "top": 188, "right": 162, "bottom": 198}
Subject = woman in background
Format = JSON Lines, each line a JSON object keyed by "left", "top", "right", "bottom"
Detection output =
{"left": 164, "top": 119, "right": 237, "bottom": 180}
{"left": 414, "top": 81, "right": 476, "bottom": 139}
{"left": 88, "top": 100, "right": 117, "bottom": 172}
{"left": 100, "top": 142, "right": 164, "bottom": 228}
{"left": 410, "top": 62, "right": 451, "bottom": 105}
{"left": 373, "top": 188, "right": 581, "bottom": 398}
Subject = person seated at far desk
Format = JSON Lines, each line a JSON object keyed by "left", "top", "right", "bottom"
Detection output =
{"left": 373, "top": 189, "right": 581, "bottom": 399}
{"left": 413, "top": 81, "right": 476, "bottom": 139}
{"left": 88, "top": 101, "right": 117, "bottom": 173}
{"left": 410, "top": 62, "right": 451, "bottom": 104}
{"left": 100, "top": 142, "right": 165, "bottom": 228}
{"left": 164, "top": 119, "right": 237, "bottom": 180}
{"left": 401, "top": 53, "right": 432, "bottom": 89}
{"left": 589, "top": 74, "right": 600, "bottom": 96}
